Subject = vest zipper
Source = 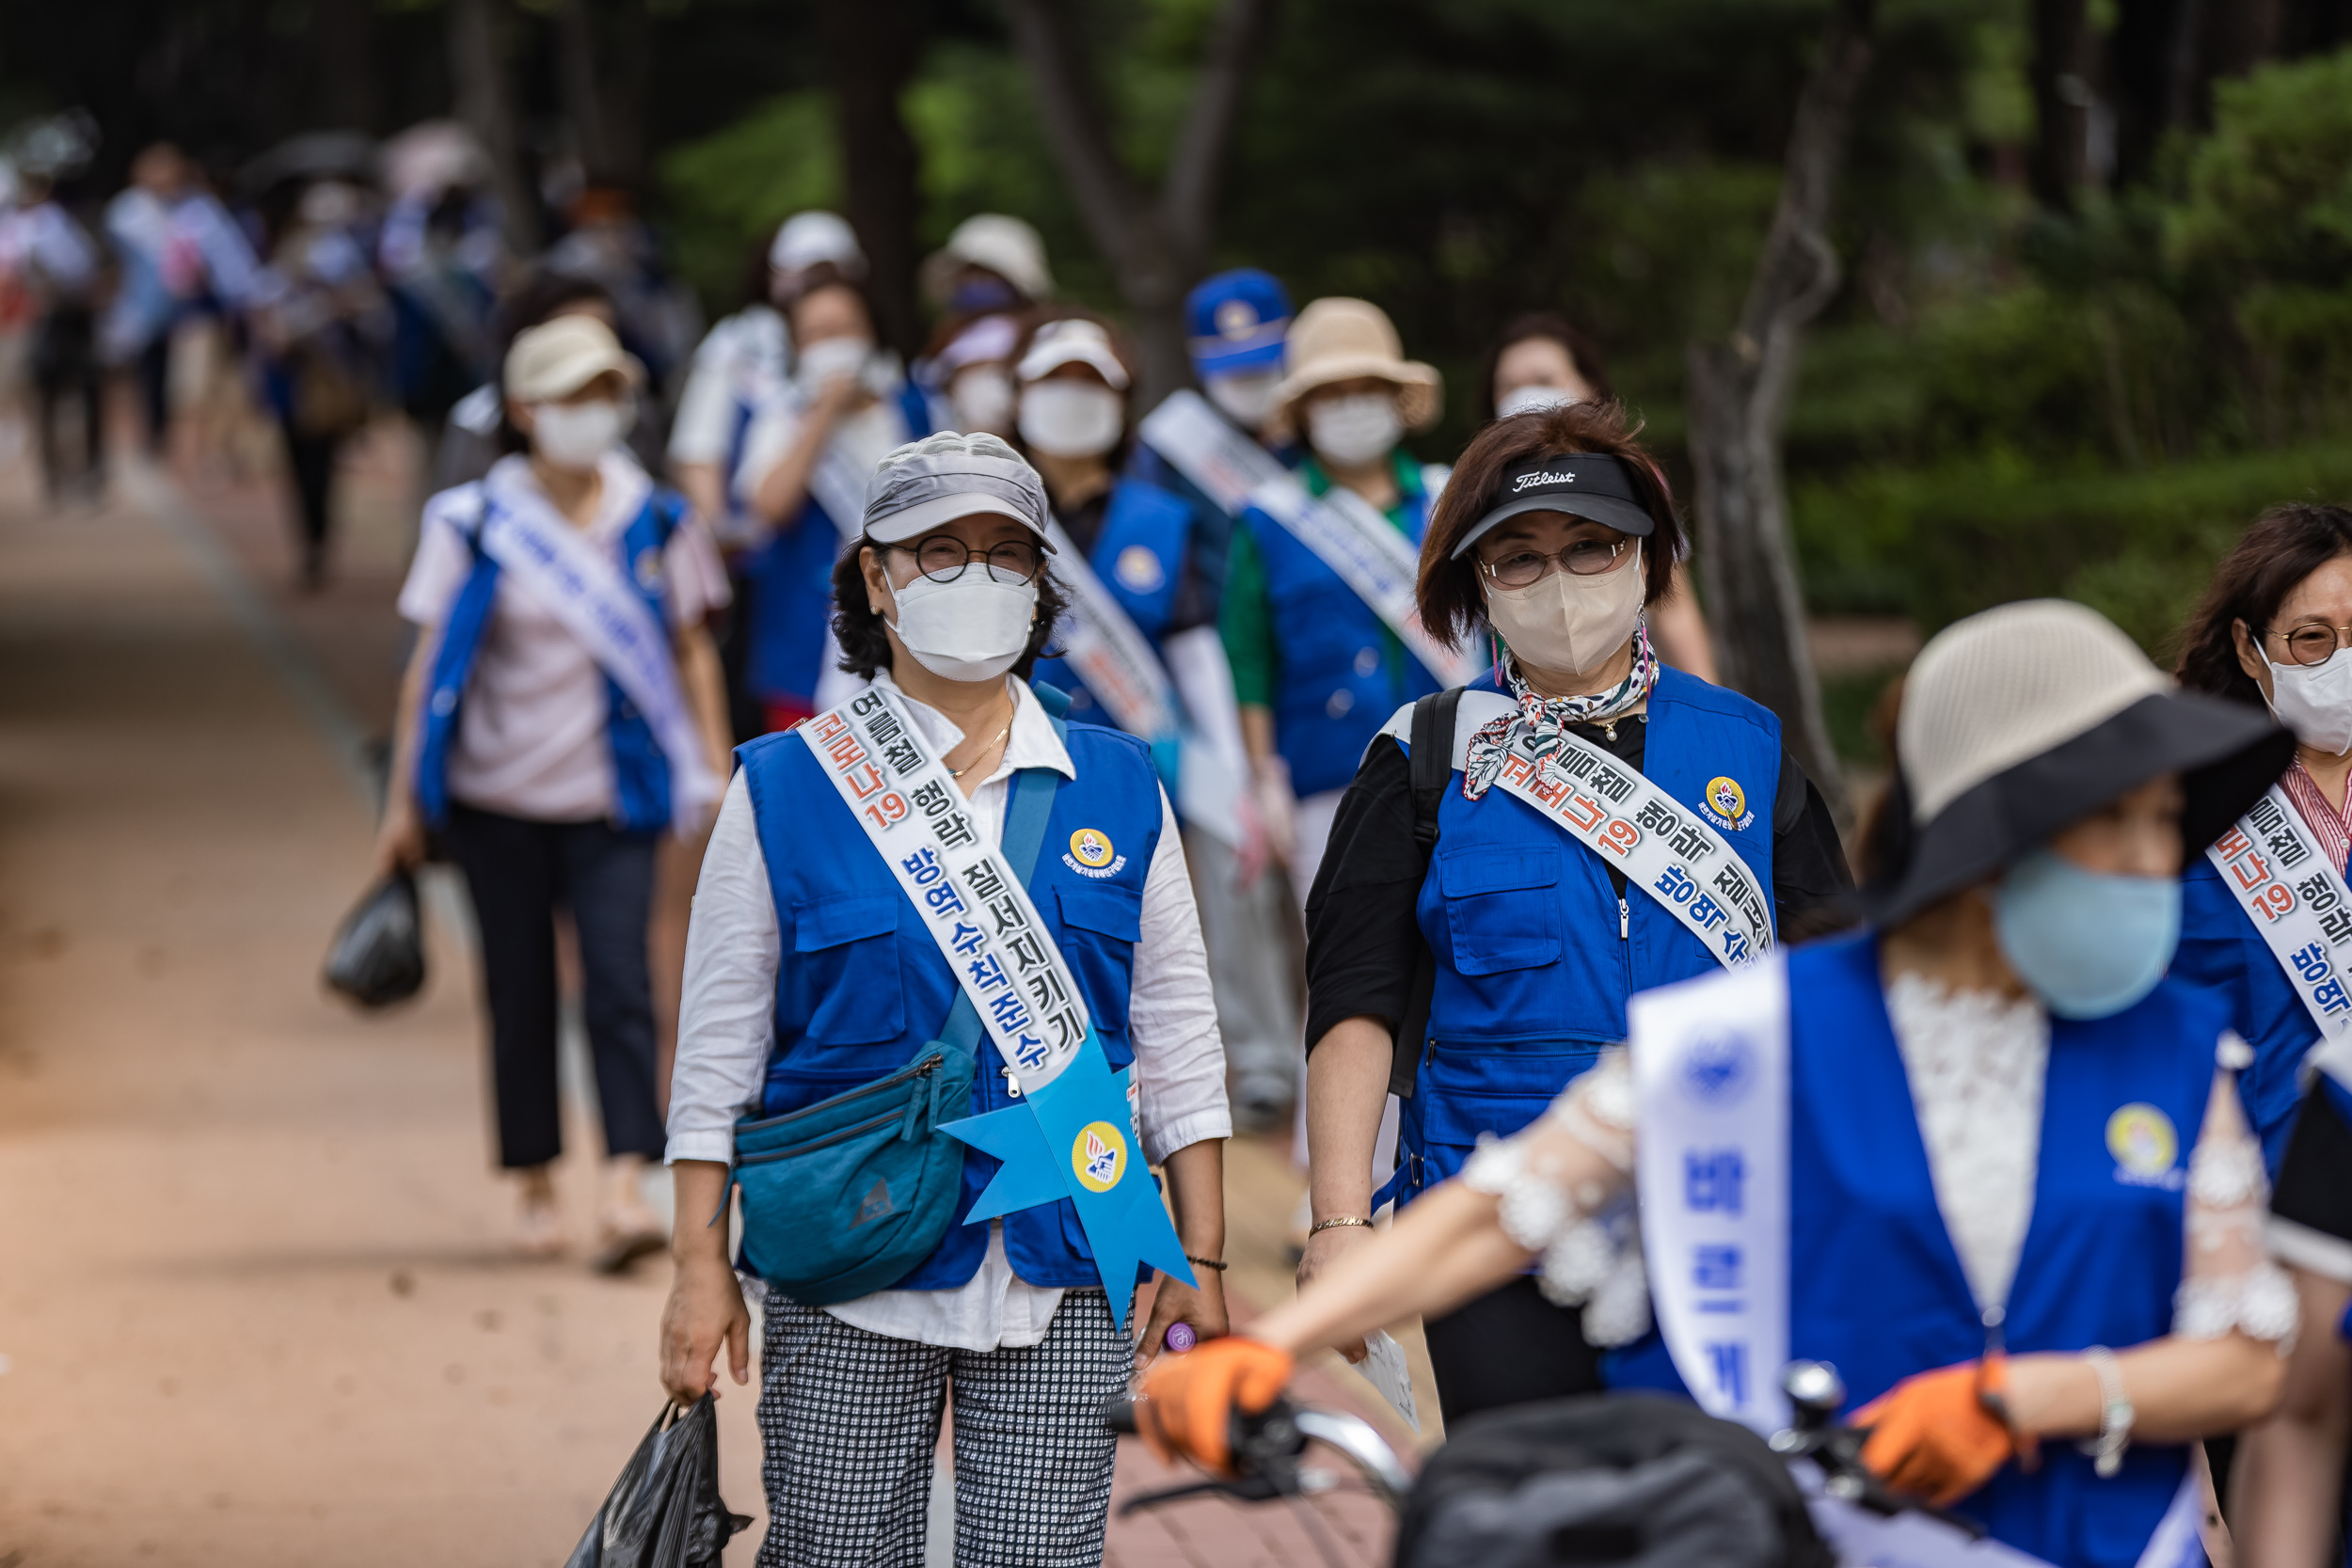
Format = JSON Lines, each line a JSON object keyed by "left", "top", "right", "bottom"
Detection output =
{"left": 1619, "top": 896, "right": 1630, "bottom": 940}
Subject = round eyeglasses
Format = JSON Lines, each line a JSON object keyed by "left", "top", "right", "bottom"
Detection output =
{"left": 1479, "top": 539, "right": 1631, "bottom": 590}
{"left": 2267, "top": 622, "right": 2352, "bottom": 667}
{"left": 892, "top": 534, "right": 1044, "bottom": 585}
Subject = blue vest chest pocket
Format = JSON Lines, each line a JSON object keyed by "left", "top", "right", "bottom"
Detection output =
{"left": 1441, "top": 843, "right": 1565, "bottom": 974}
{"left": 1053, "top": 882, "right": 1143, "bottom": 1048}
{"left": 788, "top": 893, "right": 907, "bottom": 1045}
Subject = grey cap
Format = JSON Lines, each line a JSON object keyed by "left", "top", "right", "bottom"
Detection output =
{"left": 860, "top": 431, "right": 1057, "bottom": 548}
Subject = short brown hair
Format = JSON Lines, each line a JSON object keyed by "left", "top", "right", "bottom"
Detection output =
{"left": 1416, "top": 401, "right": 1684, "bottom": 650}
{"left": 1476, "top": 312, "right": 1615, "bottom": 420}
{"left": 2175, "top": 502, "right": 2352, "bottom": 708}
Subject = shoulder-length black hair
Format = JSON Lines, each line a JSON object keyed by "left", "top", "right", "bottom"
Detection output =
{"left": 2176, "top": 503, "right": 2352, "bottom": 708}
{"left": 829, "top": 541, "right": 1070, "bottom": 683}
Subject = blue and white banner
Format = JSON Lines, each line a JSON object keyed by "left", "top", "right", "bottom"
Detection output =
{"left": 476, "top": 469, "right": 719, "bottom": 833}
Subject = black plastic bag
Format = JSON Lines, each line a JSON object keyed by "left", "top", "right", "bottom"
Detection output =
{"left": 323, "top": 871, "right": 425, "bottom": 1008}
{"left": 565, "top": 1398, "right": 752, "bottom": 1568}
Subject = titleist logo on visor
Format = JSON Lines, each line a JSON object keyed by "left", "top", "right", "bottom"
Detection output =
{"left": 1513, "top": 469, "right": 1579, "bottom": 493}
{"left": 1496, "top": 452, "right": 1638, "bottom": 499}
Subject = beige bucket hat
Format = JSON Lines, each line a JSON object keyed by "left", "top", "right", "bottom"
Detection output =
{"left": 1265, "top": 297, "right": 1442, "bottom": 438}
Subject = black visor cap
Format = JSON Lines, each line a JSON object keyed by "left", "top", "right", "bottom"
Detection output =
{"left": 1452, "top": 452, "right": 1656, "bottom": 559}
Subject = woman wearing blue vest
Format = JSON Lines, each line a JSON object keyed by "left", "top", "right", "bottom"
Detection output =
{"left": 1143, "top": 599, "right": 2301, "bottom": 1568}
{"left": 1221, "top": 295, "right": 1453, "bottom": 904}
{"left": 2167, "top": 504, "right": 2352, "bottom": 1561}
{"left": 376, "top": 314, "right": 732, "bottom": 1265}
{"left": 734, "top": 236, "right": 934, "bottom": 733}
{"left": 1295, "top": 401, "right": 1851, "bottom": 1428}
{"left": 658, "top": 431, "right": 1232, "bottom": 1567}
{"left": 2171, "top": 504, "right": 2352, "bottom": 1169}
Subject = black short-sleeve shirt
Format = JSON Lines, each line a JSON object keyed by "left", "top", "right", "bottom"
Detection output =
{"left": 1302, "top": 711, "right": 1854, "bottom": 1051}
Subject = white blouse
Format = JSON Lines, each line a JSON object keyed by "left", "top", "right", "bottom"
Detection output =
{"left": 1461, "top": 975, "right": 2296, "bottom": 1354}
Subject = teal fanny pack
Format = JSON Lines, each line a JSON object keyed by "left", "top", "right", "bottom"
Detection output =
{"left": 731, "top": 761, "right": 1061, "bottom": 1306}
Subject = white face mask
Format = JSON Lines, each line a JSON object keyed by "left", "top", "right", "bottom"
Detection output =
{"left": 1305, "top": 391, "right": 1402, "bottom": 467}
{"left": 795, "top": 336, "right": 873, "bottom": 396}
{"left": 2267, "top": 648, "right": 2352, "bottom": 755}
{"left": 949, "top": 365, "right": 1015, "bottom": 436}
{"left": 1203, "top": 368, "right": 1281, "bottom": 430}
{"left": 1497, "top": 384, "right": 1580, "bottom": 419}
{"left": 1018, "top": 381, "right": 1124, "bottom": 459}
{"left": 530, "top": 398, "right": 630, "bottom": 469}
{"left": 886, "top": 568, "right": 1041, "bottom": 683}
{"left": 1482, "top": 543, "right": 1645, "bottom": 677}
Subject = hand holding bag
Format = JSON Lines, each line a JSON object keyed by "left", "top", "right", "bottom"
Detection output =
{"left": 323, "top": 869, "right": 426, "bottom": 1009}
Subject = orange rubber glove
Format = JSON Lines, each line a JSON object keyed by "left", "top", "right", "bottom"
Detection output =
{"left": 1132, "top": 1335, "right": 1294, "bottom": 1475}
{"left": 1853, "top": 1359, "right": 2018, "bottom": 1508}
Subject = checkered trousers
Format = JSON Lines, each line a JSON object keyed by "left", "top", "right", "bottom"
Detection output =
{"left": 754, "top": 1292, "right": 1132, "bottom": 1568}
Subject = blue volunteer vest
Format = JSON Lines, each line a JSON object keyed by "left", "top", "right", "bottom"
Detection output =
{"left": 1611, "top": 932, "right": 2223, "bottom": 1568}
{"left": 1239, "top": 467, "right": 1443, "bottom": 798}
{"left": 738, "top": 709, "right": 1166, "bottom": 1291}
{"left": 415, "top": 483, "right": 686, "bottom": 832}
{"left": 2173, "top": 857, "right": 2322, "bottom": 1173}
{"left": 1031, "top": 476, "right": 1200, "bottom": 732}
{"left": 1394, "top": 665, "right": 1781, "bottom": 1205}
{"left": 742, "top": 381, "right": 932, "bottom": 708}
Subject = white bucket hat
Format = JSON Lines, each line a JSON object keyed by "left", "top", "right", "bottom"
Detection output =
{"left": 921, "top": 214, "right": 1055, "bottom": 306}
{"left": 1865, "top": 599, "right": 2290, "bottom": 925}
{"left": 504, "top": 314, "right": 644, "bottom": 403}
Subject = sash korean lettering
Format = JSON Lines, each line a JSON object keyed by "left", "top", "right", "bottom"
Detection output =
{"left": 806, "top": 685, "right": 1090, "bottom": 1089}
{"left": 1379, "top": 690, "right": 1773, "bottom": 970}
{"left": 2208, "top": 787, "right": 2352, "bottom": 1090}
{"left": 473, "top": 475, "right": 720, "bottom": 832}
{"left": 1138, "top": 389, "right": 1486, "bottom": 689}
{"left": 1633, "top": 958, "right": 2202, "bottom": 1568}
{"left": 1037, "top": 515, "right": 1248, "bottom": 847}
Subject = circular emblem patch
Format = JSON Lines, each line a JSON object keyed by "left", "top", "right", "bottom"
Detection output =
{"left": 2106, "top": 1104, "right": 2179, "bottom": 1178}
{"left": 1214, "top": 298, "right": 1259, "bottom": 340}
{"left": 634, "top": 548, "right": 663, "bottom": 592}
{"left": 1113, "top": 544, "right": 1166, "bottom": 594}
{"left": 1705, "top": 776, "right": 1747, "bottom": 823}
{"left": 1678, "top": 1030, "right": 1755, "bottom": 1105}
{"left": 1069, "top": 829, "right": 1116, "bottom": 868}
{"left": 1072, "top": 1120, "right": 1127, "bottom": 1194}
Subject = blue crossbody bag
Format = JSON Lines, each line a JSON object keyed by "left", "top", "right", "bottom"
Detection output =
{"left": 729, "top": 761, "right": 1063, "bottom": 1305}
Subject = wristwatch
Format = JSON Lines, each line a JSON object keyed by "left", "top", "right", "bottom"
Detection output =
{"left": 2078, "top": 1346, "right": 2135, "bottom": 1479}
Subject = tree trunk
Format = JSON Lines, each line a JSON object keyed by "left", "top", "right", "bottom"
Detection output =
{"left": 1685, "top": 0, "right": 1875, "bottom": 822}
{"left": 449, "top": 0, "right": 538, "bottom": 253}
{"left": 315, "top": 0, "right": 379, "bottom": 133}
{"left": 818, "top": 0, "right": 926, "bottom": 360}
{"left": 1004, "top": 0, "right": 1278, "bottom": 406}
{"left": 2029, "top": 0, "right": 2093, "bottom": 211}
{"left": 555, "top": 0, "right": 612, "bottom": 182}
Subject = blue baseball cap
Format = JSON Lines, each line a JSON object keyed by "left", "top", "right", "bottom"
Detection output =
{"left": 1186, "top": 269, "right": 1293, "bottom": 375}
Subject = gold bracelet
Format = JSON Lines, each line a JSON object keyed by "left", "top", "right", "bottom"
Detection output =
{"left": 1308, "top": 1215, "right": 1374, "bottom": 1236}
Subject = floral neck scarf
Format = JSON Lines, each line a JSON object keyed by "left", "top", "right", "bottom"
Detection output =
{"left": 1462, "top": 619, "right": 1660, "bottom": 801}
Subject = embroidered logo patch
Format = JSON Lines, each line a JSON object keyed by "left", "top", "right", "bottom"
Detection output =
{"left": 1063, "top": 828, "right": 1127, "bottom": 879}
{"left": 1702, "top": 775, "right": 1756, "bottom": 832}
{"left": 1114, "top": 544, "right": 1166, "bottom": 594}
{"left": 1072, "top": 1120, "right": 1127, "bottom": 1193}
{"left": 2106, "top": 1103, "right": 2180, "bottom": 1185}
{"left": 1214, "top": 298, "right": 1260, "bottom": 339}
{"left": 634, "top": 548, "right": 663, "bottom": 592}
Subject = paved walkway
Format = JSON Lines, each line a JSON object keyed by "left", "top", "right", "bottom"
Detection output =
{"left": 0, "top": 436, "right": 1421, "bottom": 1565}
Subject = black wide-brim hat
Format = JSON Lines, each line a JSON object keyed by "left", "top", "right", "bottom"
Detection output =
{"left": 1858, "top": 601, "right": 2295, "bottom": 928}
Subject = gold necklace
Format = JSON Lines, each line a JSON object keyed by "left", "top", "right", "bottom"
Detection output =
{"left": 947, "top": 717, "right": 1014, "bottom": 779}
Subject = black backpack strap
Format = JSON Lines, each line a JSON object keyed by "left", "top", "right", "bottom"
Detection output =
{"left": 1391, "top": 688, "right": 1463, "bottom": 1098}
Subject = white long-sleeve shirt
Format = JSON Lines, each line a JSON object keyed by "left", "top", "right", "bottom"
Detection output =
{"left": 668, "top": 673, "right": 1230, "bottom": 1348}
